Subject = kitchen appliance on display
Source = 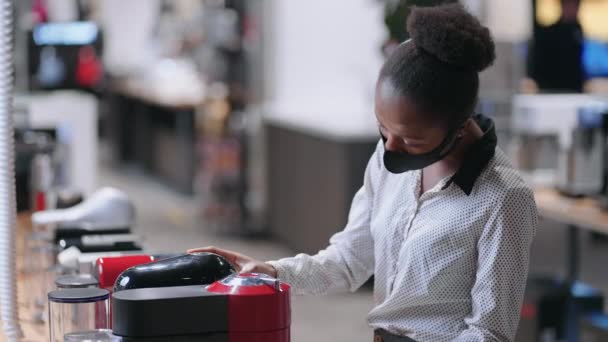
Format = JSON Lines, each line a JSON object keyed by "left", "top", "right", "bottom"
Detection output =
{"left": 54, "top": 225, "right": 131, "bottom": 245}
{"left": 32, "top": 187, "right": 136, "bottom": 232}
{"left": 48, "top": 288, "right": 110, "bottom": 342}
{"left": 28, "top": 21, "right": 103, "bottom": 91}
{"left": 112, "top": 273, "right": 291, "bottom": 342}
{"left": 45, "top": 252, "right": 291, "bottom": 341}
{"left": 109, "top": 253, "right": 290, "bottom": 341}
{"left": 57, "top": 233, "right": 142, "bottom": 253}
{"left": 556, "top": 105, "right": 608, "bottom": 196}
{"left": 511, "top": 95, "right": 608, "bottom": 186}
{"left": 15, "top": 129, "right": 56, "bottom": 212}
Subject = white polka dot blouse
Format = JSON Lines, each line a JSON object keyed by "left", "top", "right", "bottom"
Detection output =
{"left": 268, "top": 115, "right": 538, "bottom": 342}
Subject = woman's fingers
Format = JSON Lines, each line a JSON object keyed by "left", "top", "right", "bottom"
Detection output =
{"left": 187, "top": 246, "right": 277, "bottom": 277}
{"left": 187, "top": 246, "right": 250, "bottom": 270}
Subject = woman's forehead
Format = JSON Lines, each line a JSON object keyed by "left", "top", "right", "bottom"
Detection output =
{"left": 376, "top": 91, "right": 426, "bottom": 127}
{"left": 375, "top": 81, "right": 445, "bottom": 136}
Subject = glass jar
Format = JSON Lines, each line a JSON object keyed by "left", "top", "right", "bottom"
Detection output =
{"left": 48, "top": 288, "right": 110, "bottom": 342}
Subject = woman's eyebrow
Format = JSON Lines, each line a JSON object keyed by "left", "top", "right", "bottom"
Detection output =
{"left": 382, "top": 125, "right": 427, "bottom": 141}
{"left": 376, "top": 115, "right": 429, "bottom": 141}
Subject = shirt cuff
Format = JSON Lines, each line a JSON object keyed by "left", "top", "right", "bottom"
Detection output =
{"left": 265, "top": 260, "right": 287, "bottom": 281}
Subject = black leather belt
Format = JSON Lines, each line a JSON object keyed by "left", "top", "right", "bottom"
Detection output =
{"left": 373, "top": 329, "right": 417, "bottom": 342}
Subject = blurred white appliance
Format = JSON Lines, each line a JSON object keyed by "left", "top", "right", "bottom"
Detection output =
{"left": 15, "top": 91, "right": 98, "bottom": 195}
{"left": 32, "top": 187, "right": 135, "bottom": 229}
{"left": 511, "top": 94, "right": 608, "bottom": 187}
{"left": 555, "top": 105, "right": 608, "bottom": 196}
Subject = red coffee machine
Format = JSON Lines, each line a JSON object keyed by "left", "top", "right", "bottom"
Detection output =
{"left": 112, "top": 273, "right": 291, "bottom": 342}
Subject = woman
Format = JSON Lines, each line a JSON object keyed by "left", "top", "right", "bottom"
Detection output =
{"left": 190, "top": 4, "right": 537, "bottom": 342}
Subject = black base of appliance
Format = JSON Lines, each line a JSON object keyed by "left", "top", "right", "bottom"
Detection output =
{"left": 58, "top": 234, "right": 141, "bottom": 253}
{"left": 112, "top": 285, "right": 228, "bottom": 339}
{"left": 54, "top": 226, "right": 131, "bottom": 243}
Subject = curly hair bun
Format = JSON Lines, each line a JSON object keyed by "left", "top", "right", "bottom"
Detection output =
{"left": 407, "top": 3, "right": 495, "bottom": 72}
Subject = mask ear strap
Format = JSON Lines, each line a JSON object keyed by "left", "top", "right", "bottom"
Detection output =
{"left": 439, "top": 118, "right": 470, "bottom": 156}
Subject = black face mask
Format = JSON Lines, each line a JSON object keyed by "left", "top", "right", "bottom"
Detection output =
{"left": 381, "top": 127, "right": 462, "bottom": 174}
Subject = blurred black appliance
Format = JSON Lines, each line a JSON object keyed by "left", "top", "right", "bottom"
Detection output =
{"left": 58, "top": 233, "right": 142, "bottom": 253}
{"left": 15, "top": 128, "right": 55, "bottom": 211}
{"left": 54, "top": 224, "right": 131, "bottom": 244}
{"left": 27, "top": 21, "right": 103, "bottom": 91}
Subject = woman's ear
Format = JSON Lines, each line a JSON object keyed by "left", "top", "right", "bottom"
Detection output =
{"left": 456, "top": 119, "right": 470, "bottom": 138}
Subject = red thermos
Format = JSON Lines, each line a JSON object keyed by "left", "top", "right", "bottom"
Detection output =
{"left": 96, "top": 255, "right": 155, "bottom": 291}
{"left": 95, "top": 255, "right": 154, "bottom": 328}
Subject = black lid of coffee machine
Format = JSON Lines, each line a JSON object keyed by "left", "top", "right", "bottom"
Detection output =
{"left": 114, "top": 253, "right": 235, "bottom": 292}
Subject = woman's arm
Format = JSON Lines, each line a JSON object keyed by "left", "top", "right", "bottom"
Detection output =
{"left": 190, "top": 143, "right": 382, "bottom": 295}
{"left": 456, "top": 187, "right": 538, "bottom": 341}
{"left": 266, "top": 148, "right": 380, "bottom": 295}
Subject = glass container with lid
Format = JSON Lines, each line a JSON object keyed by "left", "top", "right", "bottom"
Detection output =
{"left": 48, "top": 288, "right": 110, "bottom": 342}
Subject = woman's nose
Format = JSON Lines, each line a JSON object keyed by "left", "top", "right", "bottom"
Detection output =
{"left": 384, "top": 134, "right": 404, "bottom": 152}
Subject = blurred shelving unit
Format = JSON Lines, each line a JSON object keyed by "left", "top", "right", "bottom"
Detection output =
{"left": 103, "top": 0, "right": 266, "bottom": 235}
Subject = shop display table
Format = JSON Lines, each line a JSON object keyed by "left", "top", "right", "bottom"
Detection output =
{"left": 0, "top": 214, "right": 47, "bottom": 341}
{"left": 533, "top": 188, "right": 608, "bottom": 283}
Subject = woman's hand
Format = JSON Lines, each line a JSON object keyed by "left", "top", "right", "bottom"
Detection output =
{"left": 187, "top": 246, "right": 277, "bottom": 278}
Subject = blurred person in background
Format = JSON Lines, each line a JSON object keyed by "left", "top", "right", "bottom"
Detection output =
{"left": 524, "top": 0, "right": 584, "bottom": 93}
{"left": 191, "top": 4, "right": 537, "bottom": 342}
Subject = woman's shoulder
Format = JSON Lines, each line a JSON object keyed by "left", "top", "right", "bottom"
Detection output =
{"left": 478, "top": 147, "right": 535, "bottom": 200}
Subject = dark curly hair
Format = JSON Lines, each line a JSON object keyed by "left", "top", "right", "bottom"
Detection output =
{"left": 379, "top": 3, "right": 495, "bottom": 127}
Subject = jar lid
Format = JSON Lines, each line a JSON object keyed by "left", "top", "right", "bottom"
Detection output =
{"left": 64, "top": 329, "right": 121, "bottom": 341}
{"left": 55, "top": 275, "right": 98, "bottom": 289}
{"left": 48, "top": 288, "right": 109, "bottom": 303}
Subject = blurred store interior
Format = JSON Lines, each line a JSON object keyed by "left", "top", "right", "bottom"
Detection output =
{"left": 6, "top": 0, "right": 608, "bottom": 341}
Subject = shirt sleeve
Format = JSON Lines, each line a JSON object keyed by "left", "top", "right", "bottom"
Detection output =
{"left": 455, "top": 187, "right": 538, "bottom": 342}
{"left": 266, "top": 146, "right": 380, "bottom": 295}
